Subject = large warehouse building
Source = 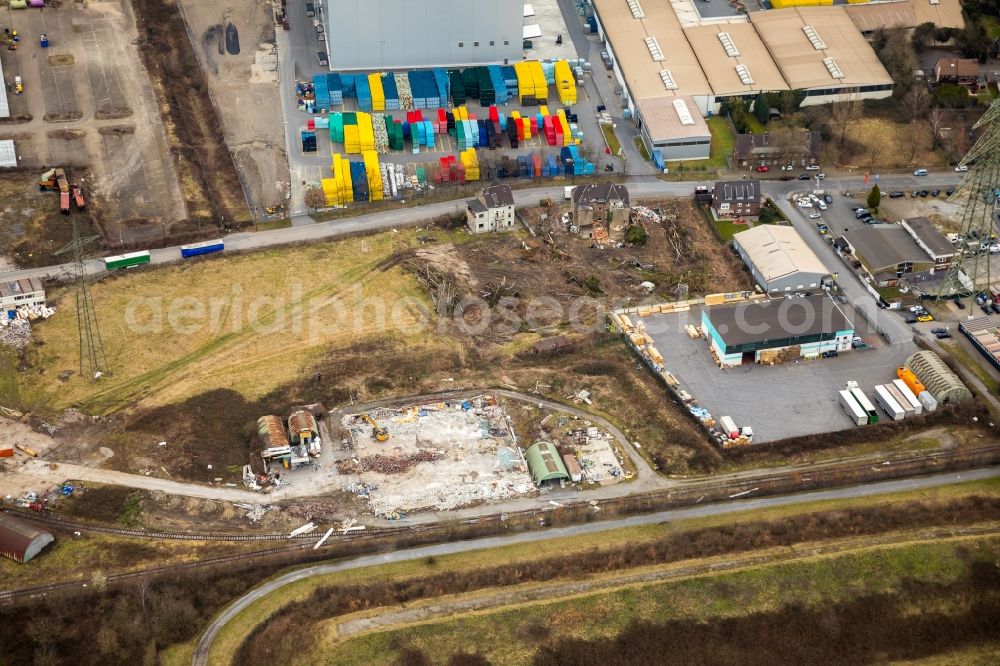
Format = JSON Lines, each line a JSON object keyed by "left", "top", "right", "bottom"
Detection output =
{"left": 733, "top": 225, "right": 831, "bottom": 293}
{"left": 589, "top": 0, "right": 893, "bottom": 159}
{"left": 702, "top": 294, "right": 854, "bottom": 366}
{"left": 323, "top": 0, "right": 523, "bottom": 70}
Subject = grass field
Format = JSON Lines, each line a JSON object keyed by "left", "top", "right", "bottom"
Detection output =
{"left": 189, "top": 477, "right": 1000, "bottom": 665}
{"left": 940, "top": 341, "right": 1000, "bottom": 395}
{"left": 319, "top": 535, "right": 1000, "bottom": 665}
{"left": 840, "top": 118, "right": 949, "bottom": 169}
{"left": 9, "top": 229, "right": 468, "bottom": 415}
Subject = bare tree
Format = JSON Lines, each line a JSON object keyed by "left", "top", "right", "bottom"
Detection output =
{"left": 928, "top": 107, "right": 946, "bottom": 150}
{"left": 304, "top": 186, "right": 326, "bottom": 211}
{"left": 831, "top": 96, "right": 864, "bottom": 150}
{"left": 900, "top": 86, "right": 930, "bottom": 123}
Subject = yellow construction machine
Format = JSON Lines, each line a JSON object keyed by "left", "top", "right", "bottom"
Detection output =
{"left": 360, "top": 413, "right": 389, "bottom": 442}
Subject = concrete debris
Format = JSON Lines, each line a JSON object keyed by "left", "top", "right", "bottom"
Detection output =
{"left": 632, "top": 205, "right": 662, "bottom": 225}
{"left": 373, "top": 113, "right": 390, "bottom": 153}
{"left": 233, "top": 503, "right": 273, "bottom": 523}
{"left": 336, "top": 450, "right": 444, "bottom": 475}
{"left": 0, "top": 319, "right": 31, "bottom": 350}
{"left": 289, "top": 521, "right": 317, "bottom": 537}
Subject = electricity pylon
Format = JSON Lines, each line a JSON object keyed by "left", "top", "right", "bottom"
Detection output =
{"left": 938, "top": 99, "right": 1000, "bottom": 299}
{"left": 54, "top": 219, "right": 109, "bottom": 380}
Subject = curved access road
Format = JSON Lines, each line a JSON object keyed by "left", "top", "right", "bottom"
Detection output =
{"left": 192, "top": 466, "right": 1000, "bottom": 666}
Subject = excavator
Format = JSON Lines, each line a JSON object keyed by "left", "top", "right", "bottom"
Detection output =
{"left": 39, "top": 168, "right": 85, "bottom": 214}
{"left": 360, "top": 413, "right": 389, "bottom": 442}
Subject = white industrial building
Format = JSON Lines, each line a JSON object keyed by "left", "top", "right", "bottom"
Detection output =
{"left": 0, "top": 278, "right": 46, "bottom": 315}
{"left": 589, "top": 0, "right": 893, "bottom": 160}
{"left": 733, "top": 225, "right": 831, "bottom": 293}
{"left": 322, "top": 0, "right": 524, "bottom": 70}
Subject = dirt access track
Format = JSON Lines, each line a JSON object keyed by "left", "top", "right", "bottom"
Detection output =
{"left": 0, "top": 1, "right": 187, "bottom": 247}
{"left": 177, "top": 0, "right": 289, "bottom": 213}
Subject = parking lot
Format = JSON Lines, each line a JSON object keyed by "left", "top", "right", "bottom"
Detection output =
{"left": 640, "top": 306, "right": 918, "bottom": 443}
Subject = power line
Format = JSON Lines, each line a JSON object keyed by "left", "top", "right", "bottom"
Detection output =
{"left": 54, "top": 218, "right": 108, "bottom": 380}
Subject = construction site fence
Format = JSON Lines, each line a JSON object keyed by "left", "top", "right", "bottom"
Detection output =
{"left": 3, "top": 443, "right": 999, "bottom": 603}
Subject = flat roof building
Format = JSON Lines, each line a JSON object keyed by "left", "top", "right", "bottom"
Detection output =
{"left": 0, "top": 277, "right": 45, "bottom": 313}
{"left": 900, "top": 217, "right": 955, "bottom": 265}
{"left": 845, "top": 0, "right": 965, "bottom": 33}
{"left": 842, "top": 225, "right": 940, "bottom": 286}
{"left": 702, "top": 294, "right": 854, "bottom": 366}
{"left": 733, "top": 225, "right": 831, "bottom": 293}
{"left": 682, "top": 23, "right": 789, "bottom": 97}
{"left": 322, "top": 0, "right": 523, "bottom": 70}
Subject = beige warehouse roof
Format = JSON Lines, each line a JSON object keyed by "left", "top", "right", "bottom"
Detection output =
{"left": 638, "top": 95, "right": 711, "bottom": 142}
{"left": 683, "top": 23, "right": 789, "bottom": 96}
{"left": 846, "top": 0, "right": 964, "bottom": 32}
{"left": 734, "top": 224, "right": 830, "bottom": 282}
{"left": 911, "top": 0, "right": 965, "bottom": 30}
{"left": 592, "top": 0, "right": 711, "bottom": 100}
{"left": 750, "top": 7, "right": 893, "bottom": 90}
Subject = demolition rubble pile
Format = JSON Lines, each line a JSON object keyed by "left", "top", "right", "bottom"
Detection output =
{"left": 336, "top": 450, "right": 443, "bottom": 475}
{"left": 0, "top": 305, "right": 56, "bottom": 350}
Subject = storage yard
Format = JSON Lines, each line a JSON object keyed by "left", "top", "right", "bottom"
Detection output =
{"left": 615, "top": 299, "right": 921, "bottom": 443}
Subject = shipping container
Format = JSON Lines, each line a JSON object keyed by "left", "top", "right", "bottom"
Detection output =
{"left": 849, "top": 387, "right": 878, "bottom": 424}
{"left": 896, "top": 366, "right": 926, "bottom": 395}
{"left": 104, "top": 251, "right": 151, "bottom": 271}
{"left": 180, "top": 240, "right": 224, "bottom": 258}
{"left": 839, "top": 390, "right": 867, "bottom": 426}
{"left": 884, "top": 383, "right": 915, "bottom": 416}
{"left": 718, "top": 415, "right": 739, "bottom": 438}
{"left": 918, "top": 390, "right": 938, "bottom": 412}
{"left": 891, "top": 379, "right": 923, "bottom": 415}
{"left": 874, "top": 385, "right": 905, "bottom": 421}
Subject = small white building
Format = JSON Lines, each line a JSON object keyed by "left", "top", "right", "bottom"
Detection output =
{"left": 0, "top": 277, "right": 45, "bottom": 316}
{"left": 466, "top": 184, "right": 515, "bottom": 234}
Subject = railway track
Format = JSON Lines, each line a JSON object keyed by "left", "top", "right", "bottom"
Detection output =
{"left": 2, "top": 445, "right": 998, "bottom": 603}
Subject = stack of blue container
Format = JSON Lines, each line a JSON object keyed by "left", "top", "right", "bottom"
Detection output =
{"left": 545, "top": 155, "right": 560, "bottom": 177}
{"left": 408, "top": 71, "right": 440, "bottom": 109}
{"left": 349, "top": 162, "right": 369, "bottom": 201}
{"left": 355, "top": 75, "right": 372, "bottom": 111}
{"left": 382, "top": 73, "right": 400, "bottom": 110}
{"left": 341, "top": 74, "right": 357, "bottom": 99}
{"left": 560, "top": 146, "right": 596, "bottom": 175}
{"left": 502, "top": 66, "right": 518, "bottom": 96}
{"left": 313, "top": 75, "right": 330, "bottom": 111}
{"left": 329, "top": 74, "right": 344, "bottom": 107}
{"left": 433, "top": 68, "right": 449, "bottom": 106}
{"left": 488, "top": 66, "right": 508, "bottom": 104}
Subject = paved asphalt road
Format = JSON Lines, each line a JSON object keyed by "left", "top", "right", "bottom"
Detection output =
{"left": 0, "top": 173, "right": 964, "bottom": 284}
{"left": 192, "top": 466, "right": 1000, "bottom": 666}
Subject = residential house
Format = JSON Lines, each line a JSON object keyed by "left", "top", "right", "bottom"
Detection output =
{"left": 732, "top": 130, "right": 821, "bottom": 170}
{"left": 934, "top": 58, "right": 978, "bottom": 88}
{"left": 571, "top": 183, "right": 630, "bottom": 239}
{"left": 712, "top": 180, "right": 761, "bottom": 219}
{"left": 465, "top": 184, "right": 515, "bottom": 234}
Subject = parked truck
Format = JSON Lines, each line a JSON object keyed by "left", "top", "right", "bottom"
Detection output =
{"left": 718, "top": 415, "right": 739, "bottom": 439}
{"left": 180, "top": 239, "right": 224, "bottom": 258}
{"left": 848, "top": 386, "right": 879, "bottom": 424}
{"left": 891, "top": 379, "right": 922, "bottom": 415}
{"left": 874, "top": 384, "right": 905, "bottom": 421}
{"left": 839, "top": 389, "right": 868, "bottom": 426}
{"left": 884, "top": 383, "right": 915, "bottom": 417}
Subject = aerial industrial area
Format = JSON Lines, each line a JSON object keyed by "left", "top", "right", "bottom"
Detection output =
{"left": 1, "top": 0, "right": 1000, "bottom": 664}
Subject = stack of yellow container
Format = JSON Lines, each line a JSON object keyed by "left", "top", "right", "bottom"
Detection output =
{"left": 362, "top": 150, "right": 383, "bottom": 201}
{"left": 554, "top": 61, "right": 576, "bottom": 105}
{"left": 460, "top": 148, "right": 479, "bottom": 181}
{"left": 454, "top": 105, "right": 470, "bottom": 121}
{"left": 368, "top": 74, "right": 385, "bottom": 112}
{"left": 344, "top": 124, "right": 361, "bottom": 154}
{"left": 358, "top": 113, "right": 376, "bottom": 152}
{"left": 513, "top": 62, "right": 533, "bottom": 103}
{"left": 529, "top": 61, "right": 548, "bottom": 101}
{"left": 328, "top": 154, "right": 353, "bottom": 205}
{"left": 556, "top": 109, "right": 572, "bottom": 146}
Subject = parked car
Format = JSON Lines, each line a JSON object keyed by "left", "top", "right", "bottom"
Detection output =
{"left": 955, "top": 165, "right": 969, "bottom": 172}
{"left": 931, "top": 327, "right": 948, "bottom": 335}
{"left": 911, "top": 191, "right": 920, "bottom": 198}
{"left": 953, "top": 298, "right": 966, "bottom": 310}
{"left": 805, "top": 165, "right": 820, "bottom": 171}
{"left": 913, "top": 168, "right": 928, "bottom": 176}
{"left": 930, "top": 189, "right": 940, "bottom": 197}
{"left": 992, "top": 303, "right": 1000, "bottom": 315}
{"left": 982, "top": 304, "right": 993, "bottom": 315}
{"left": 889, "top": 191, "right": 904, "bottom": 198}
{"left": 824, "top": 194, "right": 833, "bottom": 204}
{"left": 755, "top": 165, "right": 769, "bottom": 173}
{"left": 816, "top": 223, "right": 830, "bottom": 233}
{"left": 917, "top": 314, "right": 934, "bottom": 322}
{"left": 904, "top": 315, "right": 918, "bottom": 324}
{"left": 808, "top": 212, "right": 822, "bottom": 219}
{"left": 936, "top": 331, "right": 953, "bottom": 339}
{"left": 919, "top": 190, "right": 930, "bottom": 197}
{"left": 909, "top": 305, "right": 926, "bottom": 313}
{"left": 816, "top": 173, "right": 826, "bottom": 180}
{"left": 821, "top": 350, "right": 839, "bottom": 358}
{"left": 318, "top": 51, "right": 328, "bottom": 66}
{"left": 798, "top": 174, "right": 811, "bottom": 180}
{"left": 946, "top": 188, "right": 956, "bottom": 196}
{"left": 306, "top": 2, "right": 315, "bottom": 16}
{"left": 989, "top": 243, "right": 1000, "bottom": 254}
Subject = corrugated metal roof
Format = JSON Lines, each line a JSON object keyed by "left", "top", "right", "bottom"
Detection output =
{"left": 288, "top": 410, "right": 317, "bottom": 435}
{"left": 0, "top": 140, "right": 16, "bottom": 168}
{"left": 0, "top": 512, "right": 55, "bottom": 563}
{"left": 525, "top": 441, "right": 569, "bottom": 484}
{"left": 0, "top": 277, "right": 44, "bottom": 299}
{"left": 256, "top": 415, "right": 289, "bottom": 448}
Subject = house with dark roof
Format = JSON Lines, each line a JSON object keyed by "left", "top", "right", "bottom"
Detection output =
{"left": 571, "top": 183, "right": 630, "bottom": 238}
{"left": 732, "top": 130, "right": 821, "bottom": 170}
{"left": 466, "top": 184, "right": 515, "bottom": 234}
{"left": 934, "top": 58, "right": 979, "bottom": 88}
{"left": 712, "top": 180, "right": 761, "bottom": 219}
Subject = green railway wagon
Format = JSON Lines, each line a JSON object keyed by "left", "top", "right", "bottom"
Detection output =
{"left": 103, "top": 251, "right": 151, "bottom": 271}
